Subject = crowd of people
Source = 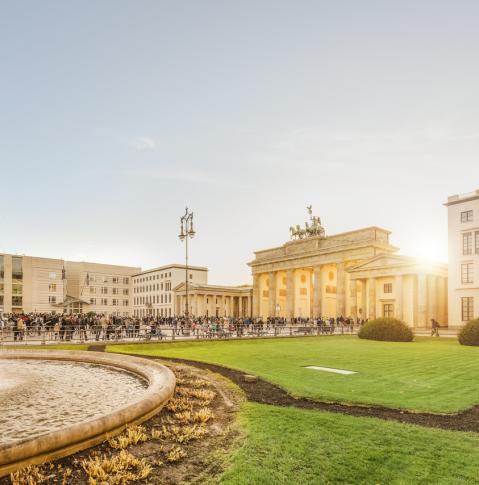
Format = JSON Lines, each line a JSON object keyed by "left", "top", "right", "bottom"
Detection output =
{"left": 0, "top": 312, "right": 367, "bottom": 342}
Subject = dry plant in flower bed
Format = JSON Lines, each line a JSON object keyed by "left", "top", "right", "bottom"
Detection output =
{"left": 176, "top": 387, "right": 216, "bottom": 402}
{"left": 10, "top": 464, "right": 73, "bottom": 485}
{"left": 166, "top": 446, "right": 187, "bottom": 463}
{"left": 108, "top": 425, "right": 148, "bottom": 449}
{"left": 81, "top": 450, "right": 151, "bottom": 484}
{"left": 174, "top": 407, "right": 213, "bottom": 424}
{"left": 10, "top": 466, "right": 44, "bottom": 485}
{"left": 169, "top": 424, "right": 208, "bottom": 443}
{"left": 165, "top": 397, "right": 193, "bottom": 413}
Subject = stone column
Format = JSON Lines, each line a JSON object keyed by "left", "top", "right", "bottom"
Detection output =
{"left": 285, "top": 269, "right": 295, "bottom": 320}
{"left": 349, "top": 279, "right": 358, "bottom": 318}
{"left": 193, "top": 294, "right": 199, "bottom": 316}
{"left": 312, "top": 266, "right": 322, "bottom": 317}
{"left": 268, "top": 271, "right": 277, "bottom": 317}
{"left": 437, "top": 277, "right": 447, "bottom": 325}
{"left": 360, "top": 279, "right": 367, "bottom": 319}
{"left": 217, "top": 295, "right": 225, "bottom": 317}
{"left": 417, "top": 273, "right": 427, "bottom": 327}
{"left": 336, "top": 262, "right": 346, "bottom": 317}
{"left": 367, "top": 278, "right": 376, "bottom": 320}
{"left": 395, "top": 275, "right": 403, "bottom": 321}
{"left": 252, "top": 274, "right": 260, "bottom": 317}
{"left": 427, "top": 275, "right": 437, "bottom": 325}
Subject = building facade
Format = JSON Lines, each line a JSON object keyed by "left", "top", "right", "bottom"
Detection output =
{"left": 0, "top": 253, "right": 139, "bottom": 316}
{"left": 0, "top": 254, "right": 66, "bottom": 314}
{"left": 249, "top": 210, "right": 447, "bottom": 327}
{"left": 132, "top": 265, "right": 208, "bottom": 318}
{"left": 446, "top": 189, "right": 479, "bottom": 327}
{"left": 347, "top": 255, "right": 447, "bottom": 327}
{"left": 174, "top": 283, "right": 252, "bottom": 317}
{"left": 62, "top": 261, "right": 139, "bottom": 316}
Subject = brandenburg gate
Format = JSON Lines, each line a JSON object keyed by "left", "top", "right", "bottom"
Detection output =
{"left": 248, "top": 207, "right": 448, "bottom": 326}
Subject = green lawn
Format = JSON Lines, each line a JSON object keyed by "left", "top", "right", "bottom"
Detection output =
{"left": 108, "top": 336, "right": 479, "bottom": 413}
{"left": 219, "top": 403, "right": 479, "bottom": 485}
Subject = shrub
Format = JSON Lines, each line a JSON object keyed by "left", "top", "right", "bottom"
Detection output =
{"left": 358, "top": 318, "right": 413, "bottom": 342}
{"left": 458, "top": 319, "right": 479, "bottom": 346}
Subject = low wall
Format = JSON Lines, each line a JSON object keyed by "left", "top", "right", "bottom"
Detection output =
{"left": 0, "top": 349, "right": 176, "bottom": 477}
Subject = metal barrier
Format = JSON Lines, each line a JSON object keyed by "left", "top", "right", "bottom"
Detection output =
{"left": 0, "top": 325, "right": 358, "bottom": 346}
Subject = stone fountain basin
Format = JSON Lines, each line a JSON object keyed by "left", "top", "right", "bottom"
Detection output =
{"left": 0, "top": 349, "right": 175, "bottom": 477}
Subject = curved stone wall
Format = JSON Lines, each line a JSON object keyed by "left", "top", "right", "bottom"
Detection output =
{"left": 0, "top": 349, "right": 176, "bottom": 477}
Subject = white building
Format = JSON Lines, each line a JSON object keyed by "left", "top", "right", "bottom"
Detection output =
{"left": 132, "top": 264, "right": 208, "bottom": 318}
{"left": 445, "top": 189, "right": 479, "bottom": 327}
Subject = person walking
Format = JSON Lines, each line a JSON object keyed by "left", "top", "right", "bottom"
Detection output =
{"left": 430, "top": 318, "right": 440, "bottom": 337}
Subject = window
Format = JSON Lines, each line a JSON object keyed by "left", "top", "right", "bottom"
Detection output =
{"left": 123, "top": 277, "right": 129, "bottom": 284}
{"left": 383, "top": 303, "right": 394, "bottom": 318}
{"left": 90, "top": 287, "right": 96, "bottom": 294}
{"left": 476, "top": 232, "right": 479, "bottom": 255}
{"left": 12, "top": 284, "right": 22, "bottom": 295}
{"left": 12, "top": 257, "right": 23, "bottom": 280}
{"left": 49, "top": 283, "right": 57, "bottom": 292}
{"left": 112, "top": 299, "right": 118, "bottom": 306}
{"left": 189, "top": 274, "right": 193, "bottom": 279}
{"left": 113, "top": 277, "right": 119, "bottom": 284}
{"left": 48, "top": 296, "right": 56, "bottom": 304}
{"left": 101, "top": 298, "right": 108, "bottom": 305}
{"left": 463, "top": 233, "right": 473, "bottom": 255}
{"left": 101, "top": 287, "right": 108, "bottom": 294}
{"left": 461, "top": 263, "right": 473, "bottom": 284}
{"left": 90, "top": 298, "right": 96, "bottom": 305}
{"left": 123, "top": 299, "right": 129, "bottom": 306}
{"left": 384, "top": 283, "right": 393, "bottom": 293}
{"left": 112, "top": 288, "right": 118, "bottom": 295}
{"left": 0, "top": 255, "right": 4, "bottom": 278}
{"left": 0, "top": 295, "right": 3, "bottom": 306}
{"left": 461, "top": 210, "right": 473, "bottom": 223}
{"left": 123, "top": 288, "right": 129, "bottom": 295}
{"left": 461, "top": 297, "right": 474, "bottom": 321}
{"left": 12, "top": 296, "right": 22, "bottom": 307}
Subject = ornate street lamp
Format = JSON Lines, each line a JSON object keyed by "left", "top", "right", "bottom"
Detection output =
{"left": 179, "top": 207, "right": 195, "bottom": 324}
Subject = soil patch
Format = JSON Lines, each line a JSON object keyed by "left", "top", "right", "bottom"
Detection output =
{"left": 128, "top": 354, "right": 479, "bottom": 433}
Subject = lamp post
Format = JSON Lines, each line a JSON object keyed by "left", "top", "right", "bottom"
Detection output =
{"left": 179, "top": 207, "right": 195, "bottom": 325}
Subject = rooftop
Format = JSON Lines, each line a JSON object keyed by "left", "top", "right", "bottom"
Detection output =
{"left": 133, "top": 264, "right": 208, "bottom": 277}
{"left": 445, "top": 189, "right": 479, "bottom": 206}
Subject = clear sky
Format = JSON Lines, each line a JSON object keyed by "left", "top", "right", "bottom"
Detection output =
{"left": 1, "top": 1, "right": 478, "bottom": 284}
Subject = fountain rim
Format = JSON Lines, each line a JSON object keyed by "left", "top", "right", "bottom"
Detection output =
{"left": 0, "top": 349, "right": 176, "bottom": 477}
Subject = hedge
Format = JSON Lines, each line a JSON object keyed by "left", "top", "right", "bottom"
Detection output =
{"left": 458, "top": 319, "right": 479, "bottom": 346}
{"left": 358, "top": 317, "right": 414, "bottom": 342}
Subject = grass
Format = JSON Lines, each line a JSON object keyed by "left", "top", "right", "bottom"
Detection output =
{"left": 108, "top": 336, "right": 479, "bottom": 413}
{"left": 219, "top": 403, "right": 479, "bottom": 485}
